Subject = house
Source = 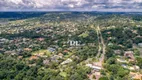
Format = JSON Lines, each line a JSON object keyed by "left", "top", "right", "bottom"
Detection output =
{"left": 93, "top": 62, "right": 102, "bottom": 67}
{"left": 121, "top": 64, "right": 128, "bottom": 68}
{"left": 24, "top": 48, "right": 32, "bottom": 51}
{"left": 4, "top": 51, "right": 16, "bottom": 55}
{"left": 87, "top": 72, "right": 101, "bottom": 80}
{"left": 63, "top": 50, "right": 69, "bottom": 53}
{"left": 130, "top": 72, "right": 142, "bottom": 80}
{"left": 86, "top": 63, "right": 102, "bottom": 72}
{"left": 107, "top": 32, "right": 111, "bottom": 34}
{"left": 0, "top": 38, "right": 9, "bottom": 42}
{"left": 0, "top": 48, "right": 4, "bottom": 52}
{"left": 50, "top": 55, "right": 59, "bottom": 62}
{"left": 129, "top": 65, "right": 140, "bottom": 71}
{"left": 138, "top": 43, "right": 142, "bottom": 48}
{"left": 58, "top": 53, "right": 63, "bottom": 58}
{"left": 107, "top": 37, "right": 112, "bottom": 40}
{"left": 48, "top": 47, "right": 56, "bottom": 53}
{"left": 18, "top": 56, "right": 23, "bottom": 59}
{"left": 117, "top": 58, "right": 128, "bottom": 63}
{"left": 29, "top": 64, "right": 36, "bottom": 67}
{"left": 108, "top": 42, "right": 113, "bottom": 47}
{"left": 114, "top": 50, "right": 121, "bottom": 55}
{"left": 136, "top": 25, "right": 141, "bottom": 27}
{"left": 132, "top": 30, "right": 138, "bottom": 34}
{"left": 37, "top": 38, "right": 45, "bottom": 41}
{"left": 50, "top": 54, "right": 63, "bottom": 62}
{"left": 124, "top": 51, "right": 135, "bottom": 60}
{"left": 61, "top": 58, "right": 72, "bottom": 65}
{"left": 94, "top": 72, "right": 101, "bottom": 80}
{"left": 29, "top": 55, "right": 39, "bottom": 60}
{"left": 43, "top": 59, "right": 49, "bottom": 65}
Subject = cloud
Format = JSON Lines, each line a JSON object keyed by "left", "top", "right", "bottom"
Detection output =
{"left": 0, "top": 0, "right": 142, "bottom": 12}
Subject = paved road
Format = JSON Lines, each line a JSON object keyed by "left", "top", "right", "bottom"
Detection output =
{"left": 98, "top": 25, "right": 106, "bottom": 63}
{"left": 96, "top": 26, "right": 102, "bottom": 58}
{"left": 91, "top": 25, "right": 106, "bottom": 65}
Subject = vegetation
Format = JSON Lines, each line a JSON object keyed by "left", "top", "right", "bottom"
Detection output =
{"left": 0, "top": 12, "right": 142, "bottom": 80}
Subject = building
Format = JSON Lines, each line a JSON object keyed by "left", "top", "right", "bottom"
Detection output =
{"left": 138, "top": 43, "right": 142, "bottom": 48}
{"left": 117, "top": 58, "right": 128, "bottom": 63}
{"left": 108, "top": 42, "right": 113, "bottom": 47}
{"left": 24, "top": 48, "right": 32, "bottom": 51}
{"left": 121, "top": 64, "right": 128, "bottom": 68}
{"left": 48, "top": 47, "right": 56, "bottom": 53}
{"left": 129, "top": 65, "right": 140, "bottom": 71}
{"left": 43, "top": 59, "right": 49, "bottom": 65}
{"left": 29, "top": 55, "right": 39, "bottom": 60}
{"left": 87, "top": 72, "right": 101, "bottom": 80}
{"left": 114, "top": 50, "right": 121, "bottom": 55}
{"left": 86, "top": 63, "right": 102, "bottom": 72}
{"left": 4, "top": 51, "right": 16, "bottom": 55}
{"left": 50, "top": 55, "right": 62, "bottom": 62}
{"left": 130, "top": 72, "right": 142, "bottom": 80}
{"left": 58, "top": 53, "right": 63, "bottom": 58}
{"left": 61, "top": 58, "right": 72, "bottom": 65}
{"left": 37, "top": 38, "right": 45, "bottom": 41}
{"left": 124, "top": 51, "right": 135, "bottom": 60}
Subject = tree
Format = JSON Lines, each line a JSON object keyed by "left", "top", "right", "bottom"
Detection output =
{"left": 106, "top": 57, "right": 116, "bottom": 64}
{"left": 136, "top": 57, "right": 142, "bottom": 69}
{"left": 105, "top": 48, "right": 114, "bottom": 59}
{"left": 92, "top": 75, "right": 96, "bottom": 79}
{"left": 70, "top": 73, "right": 84, "bottom": 80}
{"left": 117, "top": 68, "right": 129, "bottom": 78}
{"left": 15, "top": 63, "right": 25, "bottom": 70}
{"left": 134, "top": 49, "right": 140, "bottom": 56}
{"left": 107, "top": 64, "right": 119, "bottom": 74}
{"left": 99, "top": 76, "right": 109, "bottom": 80}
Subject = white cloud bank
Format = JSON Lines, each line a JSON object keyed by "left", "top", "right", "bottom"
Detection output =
{"left": 0, "top": 0, "right": 142, "bottom": 12}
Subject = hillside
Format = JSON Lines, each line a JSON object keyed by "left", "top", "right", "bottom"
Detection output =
{"left": 0, "top": 12, "right": 142, "bottom": 80}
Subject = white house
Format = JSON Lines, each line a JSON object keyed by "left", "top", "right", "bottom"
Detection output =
{"left": 138, "top": 43, "right": 142, "bottom": 47}
{"left": 86, "top": 64, "right": 102, "bottom": 71}
{"left": 117, "top": 58, "right": 128, "bottom": 63}
{"left": 61, "top": 58, "right": 72, "bottom": 65}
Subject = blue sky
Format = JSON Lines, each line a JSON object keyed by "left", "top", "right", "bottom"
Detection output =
{"left": 0, "top": 0, "right": 142, "bottom": 12}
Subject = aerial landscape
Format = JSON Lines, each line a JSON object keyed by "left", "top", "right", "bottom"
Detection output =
{"left": 0, "top": 0, "right": 142, "bottom": 80}
{"left": 0, "top": 12, "right": 142, "bottom": 80}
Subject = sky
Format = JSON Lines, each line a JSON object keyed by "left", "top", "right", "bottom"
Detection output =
{"left": 0, "top": 0, "right": 142, "bottom": 12}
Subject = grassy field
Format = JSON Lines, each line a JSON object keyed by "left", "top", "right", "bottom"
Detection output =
{"left": 32, "top": 49, "right": 51, "bottom": 56}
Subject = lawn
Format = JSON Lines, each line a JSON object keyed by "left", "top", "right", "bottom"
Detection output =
{"left": 59, "top": 72, "right": 67, "bottom": 77}
{"left": 79, "top": 31, "right": 89, "bottom": 38}
{"left": 32, "top": 49, "right": 51, "bottom": 56}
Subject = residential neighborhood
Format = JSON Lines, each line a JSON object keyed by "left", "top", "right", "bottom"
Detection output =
{"left": 0, "top": 12, "right": 142, "bottom": 80}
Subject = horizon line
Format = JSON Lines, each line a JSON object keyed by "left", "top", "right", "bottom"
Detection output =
{"left": 0, "top": 11, "right": 142, "bottom": 13}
